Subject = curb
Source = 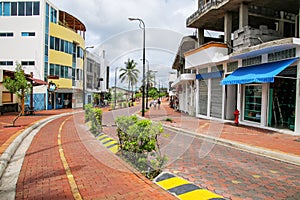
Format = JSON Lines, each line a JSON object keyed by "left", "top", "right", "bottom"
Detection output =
{"left": 163, "top": 124, "right": 300, "bottom": 166}
{"left": 0, "top": 111, "right": 79, "bottom": 179}
{"left": 154, "top": 172, "right": 225, "bottom": 200}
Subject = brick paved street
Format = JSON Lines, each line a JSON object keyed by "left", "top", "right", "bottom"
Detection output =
{"left": 13, "top": 111, "right": 175, "bottom": 199}
{"left": 1, "top": 101, "right": 300, "bottom": 199}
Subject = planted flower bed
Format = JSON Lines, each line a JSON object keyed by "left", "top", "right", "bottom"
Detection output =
{"left": 115, "top": 115, "right": 167, "bottom": 180}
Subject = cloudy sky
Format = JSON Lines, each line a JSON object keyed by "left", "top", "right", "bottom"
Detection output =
{"left": 50, "top": 0, "right": 198, "bottom": 89}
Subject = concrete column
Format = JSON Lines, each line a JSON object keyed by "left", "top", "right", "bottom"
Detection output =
{"left": 198, "top": 28, "right": 205, "bottom": 46}
{"left": 207, "top": 78, "right": 211, "bottom": 117}
{"left": 239, "top": 3, "right": 248, "bottom": 29}
{"left": 261, "top": 83, "right": 268, "bottom": 127}
{"left": 224, "top": 12, "right": 232, "bottom": 47}
{"left": 278, "top": 11, "right": 285, "bottom": 36}
{"left": 295, "top": 49, "right": 300, "bottom": 135}
{"left": 196, "top": 78, "right": 199, "bottom": 116}
{"left": 237, "top": 84, "right": 242, "bottom": 122}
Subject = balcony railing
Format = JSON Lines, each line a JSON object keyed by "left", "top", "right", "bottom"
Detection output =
{"left": 186, "top": 0, "right": 226, "bottom": 26}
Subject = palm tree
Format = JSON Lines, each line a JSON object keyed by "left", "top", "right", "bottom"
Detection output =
{"left": 119, "top": 59, "right": 139, "bottom": 106}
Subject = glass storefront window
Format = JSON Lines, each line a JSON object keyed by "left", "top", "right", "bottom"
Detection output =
{"left": 268, "top": 77, "right": 296, "bottom": 130}
{"left": 244, "top": 85, "right": 262, "bottom": 123}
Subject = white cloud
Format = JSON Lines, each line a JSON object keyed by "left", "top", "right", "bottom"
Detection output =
{"left": 50, "top": 0, "right": 197, "bottom": 88}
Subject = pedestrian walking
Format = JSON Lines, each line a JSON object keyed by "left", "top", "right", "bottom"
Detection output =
{"left": 157, "top": 98, "right": 161, "bottom": 109}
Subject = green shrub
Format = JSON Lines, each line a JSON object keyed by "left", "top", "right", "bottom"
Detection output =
{"left": 84, "top": 104, "right": 93, "bottom": 122}
{"left": 115, "top": 116, "right": 167, "bottom": 179}
{"left": 84, "top": 105, "right": 103, "bottom": 136}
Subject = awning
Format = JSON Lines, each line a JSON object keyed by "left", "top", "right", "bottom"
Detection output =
{"left": 196, "top": 71, "right": 223, "bottom": 80}
{"left": 221, "top": 58, "right": 298, "bottom": 85}
{"left": 27, "top": 77, "right": 47, "bottom": 86}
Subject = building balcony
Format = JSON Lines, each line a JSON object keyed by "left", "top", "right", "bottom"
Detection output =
{"left": 186, "top": 0, "right": 228, "bottom": 30}
{"left": 171, "top": 73, "right": 195, "bottom": 88}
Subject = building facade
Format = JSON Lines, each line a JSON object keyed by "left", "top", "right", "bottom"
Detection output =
{"left": 172, "top": 0, "right": 300, "bottom": 135}
{"left": 0, "top": 0, "right": 86, "bottom": 110}
{"left": 85, "top": 50, "right": 109, "bottom": 106}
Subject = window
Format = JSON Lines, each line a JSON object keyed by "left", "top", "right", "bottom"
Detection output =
{"left": 77, "top": 47, "right": 83, "bottom": 58}
{"left": 11, "top": 2, "right": 17, "bottom": 16}
{"left": 50, "top": 36, "right": 54, "bottom": 49}
{"left": 0, "top": 3, "right": 2, "bottom": 16}
{"left": 21, "top": 61, "right": 35, "bottom": 66}
{"left": 244, "top": 85, "right": 262, "bottom": 123}
{"left": 33, "top": 2, "right": 39, "bottom": 15}
{"left": 227, "top": 61, "right": 238, "bottom": 73}
{"left": 242, "top": 56, "right": 262, "bottom": 67}
{"left": 18, "top": 2, "right": 25, "bottom": 16}
{"left": 211, "top": 64, "right": 223, "bottom": 72}
{"left": 4, "top": 2, "right": 10, "bottom": 16}
{"left": 0, "top": 61, "right": 13, "bottom": 66}
{"left": 55, "top": 65, "right": 60, "bottom": 76}
{"left": 60, "top": 66, "right": 65, "bottom": 78}
{"left": 55, "top": 38, "right": 59, "bottom": 51}
{"left": 268, "top": 48, "right": 296, "bottom": 62}
{"left": 49, "top": 64, "right": 55, "bottom": 76}
{"left": 0, "top": 32, "right": 13, "bottom": 37}
{"left": 21, "top": 32, "right": 35, "bottom": 37}
{"left": 60, "top": 39, "right": 65, "bottom": 52}
{"left": 64, "top": 41, "right": 69, "bottom": 53}
{"left": 25, "top": 2, "right": 32, "bottom": 16}
{"left": 50, "top": 7, "right": 57, "bottom": 23}
{"left": 65, "top": 67, "right": 69, "bottom": 78}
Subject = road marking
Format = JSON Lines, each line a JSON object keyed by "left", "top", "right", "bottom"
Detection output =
{"left": 231, "top": 180, "right": 241, "bottom": 184}
{"left": 252, "top": 175, "right": 261, "bottom": 179}
{"left": 154, "top": 172, "right": 225, "bottom": 200}
{"left": 97, "top": 133, "right": 119, "bottom": 154}
{"left": 58, "top": 116, "right": 82, "bottom": 200}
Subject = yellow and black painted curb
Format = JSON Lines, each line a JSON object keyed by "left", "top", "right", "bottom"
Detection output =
{"left": 154, "top": 172, "right": 225, "bottom": 200}
{"left": 97, "top": 133, "right": 119, "bottom": 154}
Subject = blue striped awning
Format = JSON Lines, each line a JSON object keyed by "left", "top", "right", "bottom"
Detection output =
{"left": 221, "top": 58, "right": 298, "bottom": 85}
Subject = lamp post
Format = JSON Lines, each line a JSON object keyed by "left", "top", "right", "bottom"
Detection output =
{"left": 140, "top": 58, "right": 149, "bottom": 109}
{"left": 129, "top": 17, "right": 146, "bottom": 116}
{"left": 114, "top": 67, "right": 119, "bottom": 109}
{"left": 83, "top": 46, "right": 94, "bottom": 109}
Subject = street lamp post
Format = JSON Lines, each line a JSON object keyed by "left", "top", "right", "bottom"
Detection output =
{"left": 129, "top": 17, "right": 146, "bottom": 117}
{"left": 114, "top": 67, "right": 119, "bottom": 109}
{"left": 140, "top": 58, "right": 149, "bottom": 109}
{"left": 83, "top": 46, "right": 94, "bottom": 109}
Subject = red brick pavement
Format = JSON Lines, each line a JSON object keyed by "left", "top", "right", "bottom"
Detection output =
{"left": 15, "top": 111, "right": 175, "bottom": 199}
{"left": 145, "top": 99, "right": 300, "bottom": 157}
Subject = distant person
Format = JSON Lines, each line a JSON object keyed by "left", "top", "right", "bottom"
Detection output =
{"left": 157, "top": 98, "right": 161, "bottom": 109}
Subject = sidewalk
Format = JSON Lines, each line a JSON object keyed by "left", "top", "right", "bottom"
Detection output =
{"left": 0, "top": 107, "right": 175, "bottom": 199}
{"left": 144, "top": 99, "right": 300, "bottom": 165}
{"left": 0, "top": 109, "right": 76, "bottom": 156}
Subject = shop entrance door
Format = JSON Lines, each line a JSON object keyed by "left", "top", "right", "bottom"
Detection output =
{"left": 225, "top": 84, "right": 237, "bottom": 120}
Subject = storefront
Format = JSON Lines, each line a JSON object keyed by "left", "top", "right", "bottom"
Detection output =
{"left": 196, "top": 67, "right": 224, "bottom": 119}
{"left": 222, "top": 57, "right": 298, "bottom": 132}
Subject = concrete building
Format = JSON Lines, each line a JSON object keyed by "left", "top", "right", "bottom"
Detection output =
{"left": 85, "top": 50, "right": 109, "bottom": 106}
{"left": 172, "top": 0, "right": 300, "bottom": 135}
{"left": 0, "top": 0, "right": 87, "bottom": 110}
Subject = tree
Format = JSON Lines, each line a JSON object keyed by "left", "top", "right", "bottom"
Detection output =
{"left": 3, "top": 64, "right": 32, "bottom": 124}
{"left": 119, "top": 59, "right": 139, "bottom": 106}
{"left": 148, "top": 87, "right": 159, "bottom": 99}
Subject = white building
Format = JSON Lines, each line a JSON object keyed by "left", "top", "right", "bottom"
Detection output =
{"left": 0, "top": 0, "right": 87, "bottom": 110}
{"left": 85, "top": 50, "right": 109, "bottom": 106}
{"left": 172, "top": 0, "right": 300, "bottom": 135}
